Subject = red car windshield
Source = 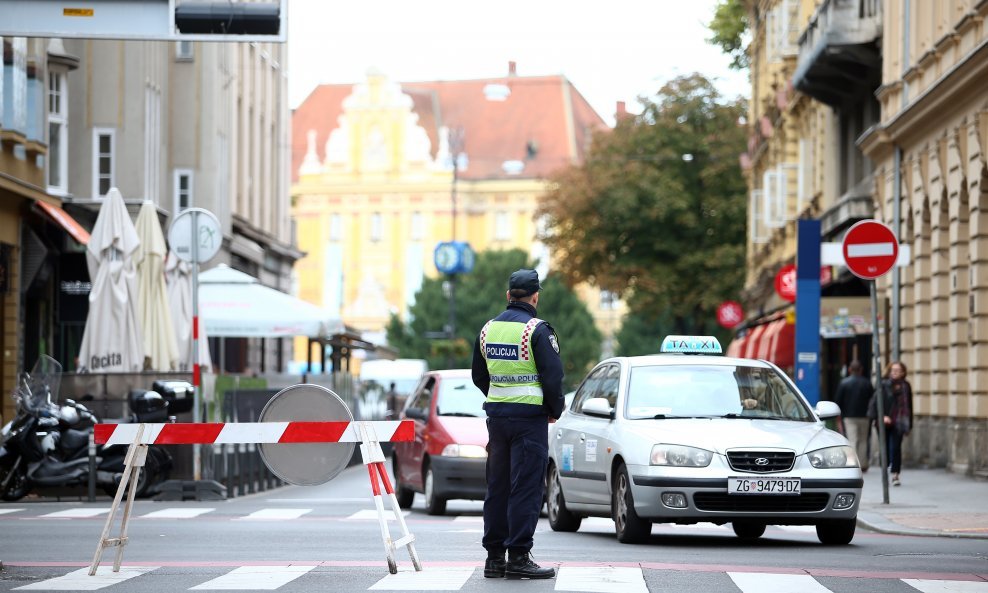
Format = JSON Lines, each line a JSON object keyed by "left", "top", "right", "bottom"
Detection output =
{"left": 436, "top": 378, "right": 486, "bottom": 417}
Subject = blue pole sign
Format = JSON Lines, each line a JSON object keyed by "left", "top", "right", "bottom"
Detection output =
{"left": 795, "top": 219, "right": 821, "bottom": 404}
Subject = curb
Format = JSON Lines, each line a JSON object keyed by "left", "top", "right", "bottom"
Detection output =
{"left": 856, "top": 513, "right": 988, "bottom": 540}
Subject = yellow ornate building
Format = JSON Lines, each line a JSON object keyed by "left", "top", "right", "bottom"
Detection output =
{"left": 290, "top": 67, "right": 610, "bottom": 361}
{"left": 742, "top": 0, "right": 988, "bottom": 474}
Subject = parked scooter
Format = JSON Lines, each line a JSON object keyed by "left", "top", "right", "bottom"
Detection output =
{"left": 0, "top": 355, "right": 173, "bottom": 501}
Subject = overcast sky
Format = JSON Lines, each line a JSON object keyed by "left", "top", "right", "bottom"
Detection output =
{"left": 286, "top": 0, "right": 748, "bottom": 126}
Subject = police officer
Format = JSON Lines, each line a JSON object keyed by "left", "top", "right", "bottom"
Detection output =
{"left": 472, "top": 269, "right": 564, "bottom": 580}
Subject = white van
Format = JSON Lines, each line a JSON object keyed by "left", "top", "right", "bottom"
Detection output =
{"left": 358, "top": 359, "right": 428, "bottom": 419}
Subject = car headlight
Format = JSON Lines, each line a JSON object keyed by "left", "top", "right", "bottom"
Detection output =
{"left": 650, "top": 444, "right": 712, "bottom": 467}
{"left": 441, "top": 444, "right": 488, "bottom": 458}
{"left": 807, "top": 445, "right": 859, "bottom": 468}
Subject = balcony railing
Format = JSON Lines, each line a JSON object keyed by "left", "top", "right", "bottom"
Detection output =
{"left": 793, "top": 0, "right": 883, "bottom": 106}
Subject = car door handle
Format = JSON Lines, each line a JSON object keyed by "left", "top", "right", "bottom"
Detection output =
{"left": 579, "top": 433, "right": 586, "bottom": 442}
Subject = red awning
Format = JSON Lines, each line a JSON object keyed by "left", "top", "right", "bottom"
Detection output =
{"left": 756, "top": 319, "right": 783, "bottom": 360}
{"left": 741, "top": 324, "right": 768, "bottom": 359}
{"left": 36, "top": 200, "right": 90, "bottom": 245}
{"left": 726, "top": 334, "right": 747, "bottom": 358}
{"left": 767, "top": 319, "right": 795, "bottom": 369}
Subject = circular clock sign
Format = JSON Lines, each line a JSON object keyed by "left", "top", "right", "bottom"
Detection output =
{"left": 434, "top": 241, "right": 475, "bottom": 275}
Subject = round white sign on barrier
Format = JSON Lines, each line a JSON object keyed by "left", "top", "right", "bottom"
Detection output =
{"left": 257, "top": 384, "right": 356, "bottom": 486}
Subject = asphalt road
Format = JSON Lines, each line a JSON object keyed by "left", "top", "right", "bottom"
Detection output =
{"left": 1, "top": 463, "right": 985, "bottom": 592}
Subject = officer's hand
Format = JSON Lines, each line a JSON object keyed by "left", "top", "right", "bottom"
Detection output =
{"left": 548, "top": 417, "right": 557, "bottom": 424}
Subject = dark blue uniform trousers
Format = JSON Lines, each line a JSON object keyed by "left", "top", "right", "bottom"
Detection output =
{"left": 483, "top": 416, "right": 549, "bottom": 554}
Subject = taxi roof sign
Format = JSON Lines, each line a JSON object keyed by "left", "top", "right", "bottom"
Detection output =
{"left": 660, "top": 335, "right": 723, "bottom": 355}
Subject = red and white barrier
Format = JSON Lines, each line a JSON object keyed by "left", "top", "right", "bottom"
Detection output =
{"left": 94, "top": 420, "right": 414, "bottom": 446}
{"left": 90, "top": 420, "right": 420, "bottom": 577}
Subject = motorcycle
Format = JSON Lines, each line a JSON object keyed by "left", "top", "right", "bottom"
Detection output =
{"left": 0, "top": 355, "right": 173, "bottom": 501}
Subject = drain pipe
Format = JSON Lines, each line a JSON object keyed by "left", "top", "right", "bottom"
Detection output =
{"left": 892, "top": 146, "right": 902, "bottom": 363}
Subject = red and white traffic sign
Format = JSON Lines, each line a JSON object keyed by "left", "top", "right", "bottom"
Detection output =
{"left": 842, "top": 220, "right": 899, "bottom": 280}
{"left": 716, "top": 301, "right": 744, "bottom": 329}
{"left": 775, "top": 264, "right": 796, "bottom": 302}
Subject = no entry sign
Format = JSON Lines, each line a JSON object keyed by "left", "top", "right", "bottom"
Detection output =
{"left": 842, "top": 220, "right": 898, "bottom": 280}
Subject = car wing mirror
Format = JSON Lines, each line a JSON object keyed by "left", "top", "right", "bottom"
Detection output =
{"left": 815, "top": 400, "right": 841, "bottom": 419}
{"left": 404, "top": 407, "right": 428, "bottom": 421}
{"left": 582, "top": 397, "right": 614, "bottom": 419}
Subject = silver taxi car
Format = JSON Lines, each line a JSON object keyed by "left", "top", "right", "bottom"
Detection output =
{"left": 547, "top": 336, "right": 862, "bottom": 545}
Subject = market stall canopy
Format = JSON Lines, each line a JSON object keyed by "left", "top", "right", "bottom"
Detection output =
{"left": 199, "top": 264, "right": 345, "bottom": 338}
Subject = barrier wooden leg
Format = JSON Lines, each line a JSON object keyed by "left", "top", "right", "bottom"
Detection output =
{"left": 89, "top": 425, "right": 147, "bottom": 576}
{"left": 358, "top": 422, "right": 422, "bottom": 574}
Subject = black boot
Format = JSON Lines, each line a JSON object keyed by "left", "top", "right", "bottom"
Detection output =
{"left": 505, "top": 551, "right": 555, "bottom": 580}
{"left": 484, "top": 550, "right": 506, "bottom": 578}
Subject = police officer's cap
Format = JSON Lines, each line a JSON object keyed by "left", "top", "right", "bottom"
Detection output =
{"left": 509, "top": 269, "right": 542, "bottom": 296}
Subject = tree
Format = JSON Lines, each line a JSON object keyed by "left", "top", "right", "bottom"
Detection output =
{"left": 707, "top": 0, "right": 750, "bottom": 71}
{"left": 538, "top": 74, "right": 748, "bottom": 337}
{"left": 615, "top": 310, "right": 671, "bottom": 357}
{"left": 386, "top": 249, "right": 601, "bottom": 390}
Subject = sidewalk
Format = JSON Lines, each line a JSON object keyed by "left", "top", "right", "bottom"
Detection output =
{"left": 856, "top": 466, "right": 988, "bottom": 539}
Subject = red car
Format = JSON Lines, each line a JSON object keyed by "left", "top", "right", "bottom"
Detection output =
{"left": 392, "top": 369, "right": 488, "bottom": 515}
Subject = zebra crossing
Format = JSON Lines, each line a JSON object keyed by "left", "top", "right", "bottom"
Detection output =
{"left": 0, "top": 507, "right": 406, "bottom": 521}
{"left": 5, "top": 565, "right": 987, "bottom": 592}
{"left": 0, "top": 506, "right": 823, "bottom": 534}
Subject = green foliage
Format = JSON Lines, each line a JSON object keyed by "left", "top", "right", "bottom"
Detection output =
{"left": 616, "top": 309, "right": 734, "bottom": 357}
{"left": 386, "top": 249, "right": 602, "bottom": 390}
{"left": 707, "top": 0, "right": 750, "bottom": 70}
{"left": 616, "top": 310, "right": 671, "bottom": 357}
{"left": 539, "top": 73, "right": 748, "bottom": 338}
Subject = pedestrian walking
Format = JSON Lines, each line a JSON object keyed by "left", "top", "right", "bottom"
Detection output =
{"left": 385, "top": 382, "right": 399, "bottom": 419}
{"left": 869, "top": 360, "right": 913, "bottom": 486}
{"left": 472, "top": 269, "right": 565, "bottom": 580}
{"left": 832, "top": 360, "right": 873, "bottom": 472}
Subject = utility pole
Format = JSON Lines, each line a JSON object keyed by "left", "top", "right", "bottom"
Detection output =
{"left": 446, "top": 127, "right": 464, "bottom": 368}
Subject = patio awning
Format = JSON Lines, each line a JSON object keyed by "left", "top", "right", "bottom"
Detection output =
{"left": 199, "top": 264, "right": 345, "bottom": 338}
{"left": 35, "top": 199, "right": 90, "bottom": 245}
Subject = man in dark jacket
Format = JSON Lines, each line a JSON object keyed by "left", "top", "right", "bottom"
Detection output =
{"left": 833, "top": 360, "right": 873, "bottom": 471}
{"left": 472, "top": 269, "right": 564, "bottom": 580}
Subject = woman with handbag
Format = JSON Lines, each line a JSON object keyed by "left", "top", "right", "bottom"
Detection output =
{"left": 871, "top": 361, "right": 913, "bottom": 486}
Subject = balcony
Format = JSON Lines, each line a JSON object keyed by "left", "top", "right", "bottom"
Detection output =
{"left": 820, "top": 175, "right": 876, "bottom": 239}
{"left": 792, "top": 0, "right": 882, "bottom": 106}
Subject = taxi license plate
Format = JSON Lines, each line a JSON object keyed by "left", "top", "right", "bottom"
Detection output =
{"left": 728, "top": 477, "right": 801, "bottom": 495}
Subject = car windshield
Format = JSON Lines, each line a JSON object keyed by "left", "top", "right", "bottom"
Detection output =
{"left": 436, "top": 377, "right": 486, "bottom": 417}
{"left": 625, "top": 364, "right": 813, "bottom": 421}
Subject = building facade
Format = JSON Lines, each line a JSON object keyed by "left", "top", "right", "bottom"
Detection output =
{"left": 0, "top": 37, "right": 87, "bottom": 423}
{"left": 290, "top": 66, "right": 612, "bottom": 361}
{"left": 741, "top": 0, "right": 988, "bottom": 474}
{"left": 860, "top": 0, "right": 988, "bottom": 475}
{"left": 0, "top": 34, "right": 295, "bottom": 425}
{"left": 56, "top": 37, "right": 298, "bottom": 375}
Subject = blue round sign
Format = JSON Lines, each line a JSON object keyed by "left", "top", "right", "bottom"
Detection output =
{"left": 434, "top": 241, "right": 475, "bottom": 275}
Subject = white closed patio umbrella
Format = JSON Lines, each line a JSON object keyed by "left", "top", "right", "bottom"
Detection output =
{"left": 77, "top": 188, "right": 145, "bottom": 372}
{"left": 135, "top": 201, "right": 179, "bottom": 371}
{"left": 165, "top": 250, "right": 213, "bottom": 372}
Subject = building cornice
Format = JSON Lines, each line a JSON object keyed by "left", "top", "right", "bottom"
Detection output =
{"left": 231, "top": 215, "right": 303, "bottom": 262}
{"left": 861, "top": 37, "right": 988, "bottom": 158}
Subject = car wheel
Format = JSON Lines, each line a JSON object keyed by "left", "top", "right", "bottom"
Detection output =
{"left": 547, "top": 463, "right": 581, "bottom": 532}
{"left": 393, "top": 457, "right": 414, "bottom": 509}
{"left": 816, "top": 518, "right": 856, "bottom": 545}
{"left": 423, "top": 465, "right": 446, "bottom": 516}
{"left": 613, "top": 463, "right": 651, "bottom": 544}
{"left": 732, "top": 521, "right": 766, "bottom": 539}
